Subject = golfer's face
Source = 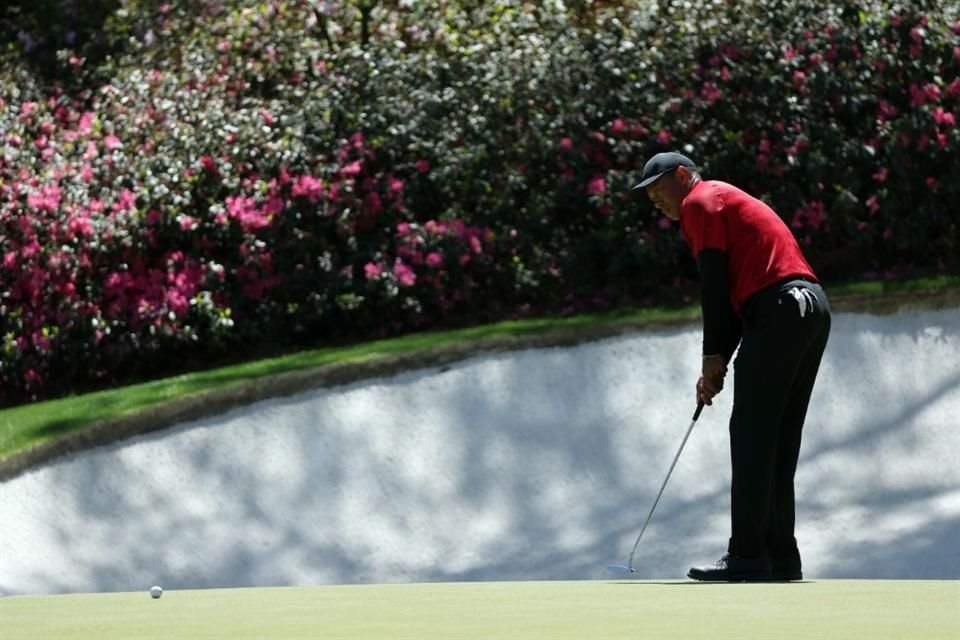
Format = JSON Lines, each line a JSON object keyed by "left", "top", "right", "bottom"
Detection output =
{"left": 645, "top": 171, "right": 683, "bottom": 220}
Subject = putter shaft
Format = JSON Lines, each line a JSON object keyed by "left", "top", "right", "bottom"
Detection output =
{"left": 624, "top": 402, "right": 704, "bottom": 571}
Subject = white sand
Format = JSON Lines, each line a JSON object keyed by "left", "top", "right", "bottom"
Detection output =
{"left": 2, "top": 308, "right": 959, "bottom": 595}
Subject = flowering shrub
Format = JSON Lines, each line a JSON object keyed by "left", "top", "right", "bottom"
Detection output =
{"left": 0, "top": 0, "right": 957, "bottom": 404}
{"left": 640, "top": 0, "right": 960, "bottom": 280}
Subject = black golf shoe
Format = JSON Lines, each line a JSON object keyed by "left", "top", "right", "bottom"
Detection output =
{"left": 771, "top": 558, "right": 803, "bottom": 581}
{"left": 687, "top": 553, "right": 771, "bottom": 582}
{"left": 769, "top": 546, "right": 802, "bottom": 581}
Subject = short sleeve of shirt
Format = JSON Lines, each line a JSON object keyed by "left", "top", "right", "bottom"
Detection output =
{"left": 681, "top": 184, "right": 727, "bottom": 256}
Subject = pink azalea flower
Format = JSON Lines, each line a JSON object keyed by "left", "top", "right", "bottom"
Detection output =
{"left": 292, "top": 174, "right": 325, "bottom": 202}
{"left": 32, "top": 330, "right": 52, "bottom": 353}
{"left": 587, "top": 175, "right": 606, "bottom": 196}
{"left": 200, "top": 155, "right": 219, "bottom": 174}
{"left": 657, "top": 129, "right": 672, "bottom": 145}
{"left": 791, "top": 201, "right": 825, "bottom": 230}
{"left": 226, "top": 195, "right": 272, "bottom": 232}
{"left": 104, "top": 134, "right": 122, "bottom": 150}
{"left": 68, "top": 215, "right": 94, "bottom": 237}
{"left": 934, "top": 108, "right": 956, "bottom": 127}
{"left": 24, "top": 369, "right": 43, "bottom": 389}
{"left": 877, "top": 100, "right": 899, "bottom": 122}
{"left": 19, "top": 102, "right": 37, "bottom": 120}
{"left": 262, "top": 193, "right": 283, "bottom": 218}
{"left": 559, "top": 137, "right": 573, "bottom": 151}
{"left": 424, "top": 220, "right": 447, "bottom": 236}
{"left": 114, "top": 189, "right": 137, "bottom": 213}
{"left": 909, "top": 84, "right": 927, "bottom": 108}
{"left": 393, "top": 259, "right": 416, "bottom": 287}
{"left": 27, "top": 184, "right": 62, "bottom": 213}
{"left": 342, "top": 160, "right": 363, "bottom": 177}
{"left": 700, "top": 81, "right": 722, "bottom": 103}
{"left": 79, "top": 111, "right": 96, "bottom": 134}
{"left": 426, "top": 252, "right": 444, "bottom": 268}
{"left": 364, "top": 262, "right": 384, "bottom": 280}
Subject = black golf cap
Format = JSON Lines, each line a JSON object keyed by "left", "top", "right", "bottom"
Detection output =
{"left": 632, "top": 152, "right": 697, "bottom": 190}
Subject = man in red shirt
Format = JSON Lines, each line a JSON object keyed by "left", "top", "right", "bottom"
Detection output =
{"left": 635, "top": 152, "right": 831, "bottom": 581}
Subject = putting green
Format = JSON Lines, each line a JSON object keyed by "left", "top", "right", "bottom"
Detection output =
{"left": 2, "top": 580, "right": 957, "bottom": 639}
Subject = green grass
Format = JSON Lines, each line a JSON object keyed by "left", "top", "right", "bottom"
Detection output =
{"left": 1, "top": 580, "right": 957, "bottom": 640}
{"left": 1, "top": 273, "right": 959, "bottom": 466}
{"left": 826, "top": 273, "right": 960, "bottom": 295}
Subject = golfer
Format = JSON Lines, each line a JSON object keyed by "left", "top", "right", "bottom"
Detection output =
{"left": 635, "top": 151, "right": 831, "bottom": 581}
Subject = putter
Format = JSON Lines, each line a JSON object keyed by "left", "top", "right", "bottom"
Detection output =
{"left": 606, "top": 401, "right": 705, "bottom": 576}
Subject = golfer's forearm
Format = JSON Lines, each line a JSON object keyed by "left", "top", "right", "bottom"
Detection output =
{"left": 697, "top": 249, "right": 740, "bottom": 361}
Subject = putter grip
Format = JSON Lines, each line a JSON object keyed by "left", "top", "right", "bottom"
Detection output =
{"left": 693, "top": 401, "right": 705, "bottom": 421}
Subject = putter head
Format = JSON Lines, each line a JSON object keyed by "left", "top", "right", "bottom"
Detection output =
{"left": 605, "top": 564, "right": 635, "bottom": 575}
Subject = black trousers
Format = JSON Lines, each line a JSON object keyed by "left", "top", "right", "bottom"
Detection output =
{"left": 728, "top": 279, "right": 831, "bottom": 561}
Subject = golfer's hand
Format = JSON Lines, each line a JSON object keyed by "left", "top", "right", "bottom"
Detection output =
{"left": 698, "top": 355, "right": 727, "bottom": 405}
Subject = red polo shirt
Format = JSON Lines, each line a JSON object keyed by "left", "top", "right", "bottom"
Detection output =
{"left": 679, "top": 180, "right": 817, "bottom": 313}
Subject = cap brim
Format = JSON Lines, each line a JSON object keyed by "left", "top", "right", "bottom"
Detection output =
{"left": 631, "top": 171, "right": 668, "bottom": 190}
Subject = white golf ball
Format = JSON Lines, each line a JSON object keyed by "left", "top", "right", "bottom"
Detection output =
{"left": 150, "top": 585, "right": 163, "bottom": 599}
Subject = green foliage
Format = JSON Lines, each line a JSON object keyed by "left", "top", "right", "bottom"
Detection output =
{"left": 0, "top": 0, "right": 958, "bottom": 404}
